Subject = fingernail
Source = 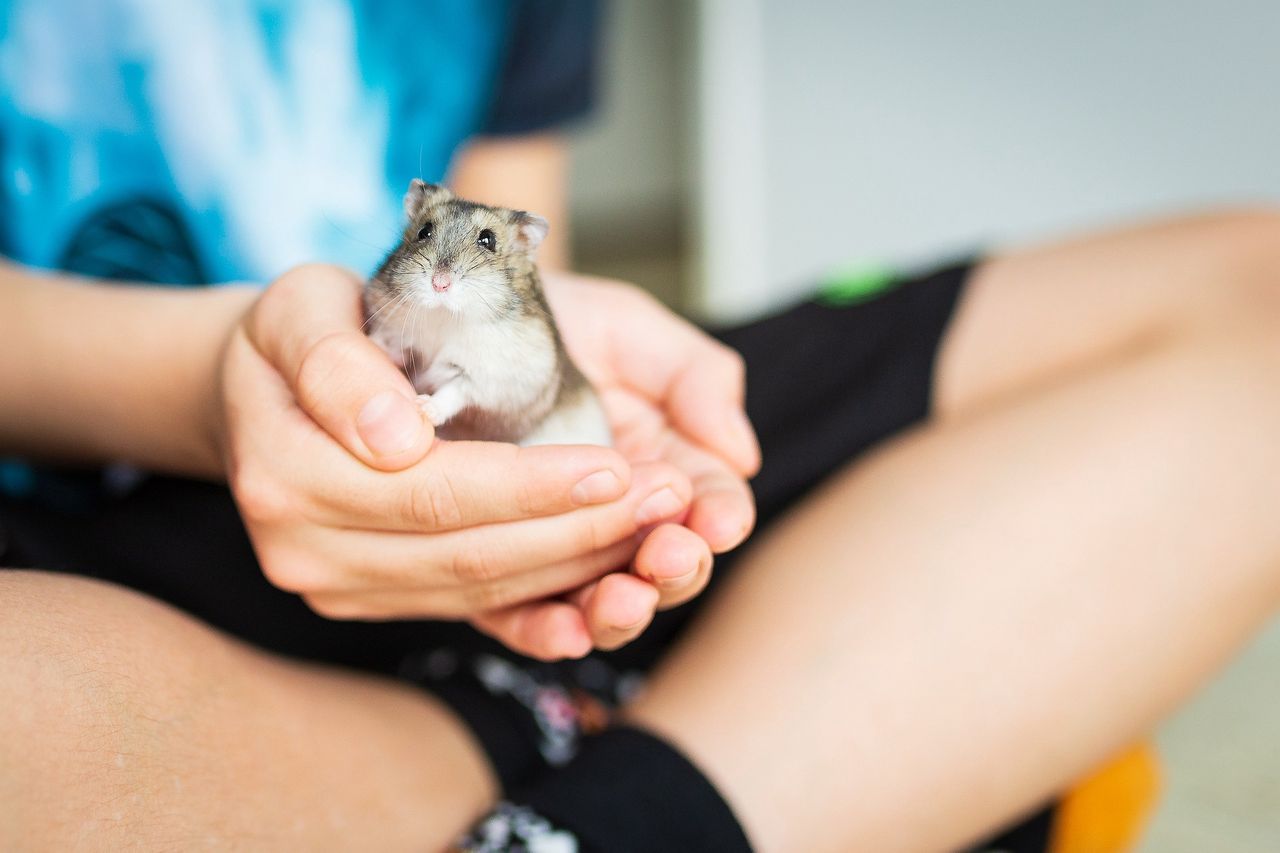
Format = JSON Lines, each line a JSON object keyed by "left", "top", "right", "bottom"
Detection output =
{"left": 571, "top": 470, "right": 625, "bottom": 505}
{"left": 357, "top": 391, "right": 423, "bottom": 456}
{"left": 635, "top": 487, "right": 684, "bottom": 526}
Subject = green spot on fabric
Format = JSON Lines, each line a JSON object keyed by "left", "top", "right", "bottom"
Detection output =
{"left": 817, "top": 264, "right": 900, "bottom": 306}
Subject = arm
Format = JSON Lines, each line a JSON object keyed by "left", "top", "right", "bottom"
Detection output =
{"left": 0, "top": 255, "right": 741, "bottom": 659}
{"left": 0, "top": 260, "right": 252, "bottom": 478}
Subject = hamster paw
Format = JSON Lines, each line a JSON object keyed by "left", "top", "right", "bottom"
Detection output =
{"left": 416, "top": 394, "right": 450, "bottom": 427}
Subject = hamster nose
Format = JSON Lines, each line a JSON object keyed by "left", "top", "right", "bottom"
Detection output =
{"left": 431, "top": 270, "right": 453, "bottom": 293}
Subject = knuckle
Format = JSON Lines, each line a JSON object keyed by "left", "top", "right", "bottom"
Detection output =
{"left": 260, "top": 552, "right": 325, "bottom": 595}
{"left": 295, "top": 331, "right": 361, "bottom": 405}
{"left": 345, "top": 559, "right": 402, "bottom": 589}
{"left": 231, "top": 467, "right": 295, "bottom": 524}
{"left": 467, "top": 581, "right": 517, "bottom": 613}
{"left": 577, "top": 514, "right": 617, "bottom": 555}
{"left": 513, "top": 480, "right": 542, "bottom": 516}
{"left": 407, "top": 470, "right": 466, "bottom": 531}
{"left": 449, "top": 548, "right": 499, "bottom": 588}
{"left": 301, "top": 594, "right": 367, "bottom": 621}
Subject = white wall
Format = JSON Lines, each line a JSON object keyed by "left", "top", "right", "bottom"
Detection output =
{"left": 568, "top": 1, "right": 690, "bottom": 248}
{"left": 694, "top": 0, "right": 1280, "bottom": 321}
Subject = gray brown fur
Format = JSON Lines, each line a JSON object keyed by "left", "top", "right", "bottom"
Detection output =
{"left": 363, "top": 181, "right": 610, "bottom": 446}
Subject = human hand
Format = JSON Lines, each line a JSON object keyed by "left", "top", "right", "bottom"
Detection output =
{"left": 216, "top": 264, "right": 698, "bottom": 659}
{"left": 485, "top": 271, "right": 760, "bottom": 651}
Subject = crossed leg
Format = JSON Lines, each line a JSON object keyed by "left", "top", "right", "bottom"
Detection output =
{"left": 627, "top": 210, "right": 1280, "bottom": 851}
{"left": 3, "top": 211, "right": 1280, "bottom": 851}
{"left": 0, "top": 571, "right": 493, "bottom": 850}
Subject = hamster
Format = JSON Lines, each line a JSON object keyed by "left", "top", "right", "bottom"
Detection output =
{"left": 363, "top": 179, "right": 612, "bottom": 447}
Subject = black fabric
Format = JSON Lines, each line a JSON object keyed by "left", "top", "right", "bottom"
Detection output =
{"left": 0, "top": 262, "right": 1054, "bottom": 852}
{"left": 513, "top": 726, "right": 753, "bottom": 853}
{"left": 982, "top": 806, "right": 1055, "bottom": 853}
{"left": 481, "top": 0, "right": 603, "bottom": 136}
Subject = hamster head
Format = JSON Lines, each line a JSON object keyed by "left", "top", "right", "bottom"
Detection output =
{"left": 372, "top": 179, "right": 550, "bottom": 318}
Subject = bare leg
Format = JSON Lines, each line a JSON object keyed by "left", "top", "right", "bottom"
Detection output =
{"left": 627, "top": 212, "right": 1280, "bottom": 852}
{"left": 939, "top": 209, "right": 1280, "bottom": 416}
{"left": 0, "top": 571, "right": 493, "bottom": 851}
{"left": 6, "top": 213, "right": 1277, "bottom": 851}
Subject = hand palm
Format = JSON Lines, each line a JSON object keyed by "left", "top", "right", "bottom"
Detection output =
{"left": 469, "top": 273, "right": 759, "bottom": 656}
{"left": 547, "top": 273, "right": 758, "bottom": 555}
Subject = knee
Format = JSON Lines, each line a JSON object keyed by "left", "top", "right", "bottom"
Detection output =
{"left": 0, "top": 572, "right": 239, "bottom": 844}
{"left": 1190, "top": 208, "right": 1280, "bottom": 328}
{"left": 0, "top": 571, "right": 229, "bottom": 712}
{"left": 0, "top": 572, "right": 169, "bottom": 730}
{"left": 0, "top": 572, "right": 234, "bottom": 763}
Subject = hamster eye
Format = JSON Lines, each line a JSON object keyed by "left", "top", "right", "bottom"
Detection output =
{"left": 416, "top": 222, "right": 433, "bottom": 241}
{"left": 477, "top": 229, "right": 496, "bottom": 252}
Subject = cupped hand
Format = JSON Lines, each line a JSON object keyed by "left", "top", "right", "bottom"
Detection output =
{"left": 485, "top": 272, "right": 761, "bottom": 651}
{"left": 217, "top": 264, "right": 700, "bottom": 659}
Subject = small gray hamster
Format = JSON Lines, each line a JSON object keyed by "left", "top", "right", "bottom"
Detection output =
{"left": 364, "top": 179, "right": 611, "bottom": 447}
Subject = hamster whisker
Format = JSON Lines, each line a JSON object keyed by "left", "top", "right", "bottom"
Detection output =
{"left": 361, "top": 286, "right": 413, "bottom": 331}
{"left": 319, "top": 213, "right": 385, "bottom": 253}
{"left": 361, "top": 182, "right": 613, "bottom": 446}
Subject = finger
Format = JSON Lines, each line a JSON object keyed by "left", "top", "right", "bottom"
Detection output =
{"left": 632, "top": 523, "right": 713, "bottom": 609}
{"left": 686, "top": 471, "right": 756, "bottom": 553}
{"left": 247, "top": 264, "right": 434, "bottom": 471}
{"left": 663, "top": 434, "right": 757, "bottom": 553}
{"left": 234, "top": 289, "right": 636, "bottom": 534}
{"left": 275, "top": 463, "right": 686, "bottom": 599}
{"left": 295, "top": 534, "right": 642, "bottom": 622}
{"left": 472, "top": 602, "right": 594, "bottom": 661}
{"left": 305, "top": 439, "right": 634, "bottom": 532}
{"left": 665, "top": 344, "right": 761, "bottom": 478}
{"left": 296, "top": 535, "right": 640, "bottom": 627}
{"left": 569, "top": 573, "right": 660, "bottom": 652}
{"left": 603, "top": 292, "right": 761, "bottom": 476}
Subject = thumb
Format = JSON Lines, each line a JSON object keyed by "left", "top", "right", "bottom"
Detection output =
{"left": 248, "top": 264, "right": 434, "bottom": 471}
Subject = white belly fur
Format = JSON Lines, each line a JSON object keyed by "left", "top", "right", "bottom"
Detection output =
{"left": 370, "top": 301, "right": 611, "bottom": 446}
{"left": 519, "top": 388, "right": 613, "bottom": 447}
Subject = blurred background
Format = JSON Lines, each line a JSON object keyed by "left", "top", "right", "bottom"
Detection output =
{"left": 570, "top": 0, "right": 1280, "bottom": 321}
{"left": 567, "top": 1, "right": 1280, "bottom": 849}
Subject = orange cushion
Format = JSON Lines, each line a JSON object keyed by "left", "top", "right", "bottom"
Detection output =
{"left": 1051, "top": 743, "right": 1161, "bottom": 853}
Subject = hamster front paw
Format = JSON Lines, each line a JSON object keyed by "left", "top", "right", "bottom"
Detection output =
{"left": 416, "top": 393, "right": 451, "bottom": 427}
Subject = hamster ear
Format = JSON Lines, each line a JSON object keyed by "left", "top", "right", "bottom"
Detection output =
{"left": 404, "top": 179, "right": 453, "bottom": 218}
{"left": 512, "top": 211, "right": 549, "bottom": 254}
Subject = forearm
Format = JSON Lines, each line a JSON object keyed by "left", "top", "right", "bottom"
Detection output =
{"left": 0, "top": 261, "right": 255, "bottom": 479}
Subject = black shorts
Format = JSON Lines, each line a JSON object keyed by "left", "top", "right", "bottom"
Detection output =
{"left": 0, "top": 261, "right": 1054, "bottom": 852}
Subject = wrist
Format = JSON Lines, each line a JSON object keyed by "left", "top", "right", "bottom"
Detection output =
{"left": 0, "top": 267, "right": 260, "bottom": 478}
{"left": 196, "top": 286, "right": 260, "bottom": 479}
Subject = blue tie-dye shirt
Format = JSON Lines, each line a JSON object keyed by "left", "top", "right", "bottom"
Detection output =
{"left": 0, "top": 0, "right": 598, "bottom": 284}
{"left": 0, "top": 0, "right": 598, "bottom": 503}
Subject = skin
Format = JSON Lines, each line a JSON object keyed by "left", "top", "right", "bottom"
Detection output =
{"left": 2, "top": 129, "right": 1279, "bottom": 849}
{"left": 627, "top": 213, "right": 1280, "bottom": 851}
{"left": 0, "top": 136, "right": 758, "bottom": 661}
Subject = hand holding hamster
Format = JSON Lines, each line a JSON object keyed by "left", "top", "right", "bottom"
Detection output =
{"left": 364, "top": 180, "right": 612, "bottom": 447}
